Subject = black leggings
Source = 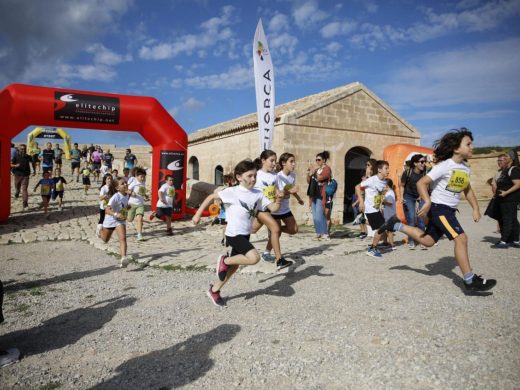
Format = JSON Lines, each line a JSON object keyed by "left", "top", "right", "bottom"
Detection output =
{"left": 499, "top": 201, "right": 519, "bottom": 243}
{"left": 98, "top": 209, "right": 106, "bottom": 225}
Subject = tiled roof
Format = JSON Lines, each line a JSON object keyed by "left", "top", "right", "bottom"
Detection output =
{"left": 188, "top": 82, "right": 415, "bottom": 143}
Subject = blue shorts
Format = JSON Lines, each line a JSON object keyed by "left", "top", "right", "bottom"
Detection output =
{"left": 425, "top": 203, "right": 465, "bottom": 242}
{"left": 51, "top": 190, "right": 64, "bottom": 200}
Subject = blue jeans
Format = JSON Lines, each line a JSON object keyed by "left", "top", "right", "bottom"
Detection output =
{"left": 311, "top": 198, "right": 328, "bottom": 235}
{"left": 403, "top": 193, "right": 425, "bottom": 230}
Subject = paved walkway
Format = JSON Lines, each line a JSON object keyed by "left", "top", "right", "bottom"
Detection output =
{"left": 4, "top": 168, "right": 369, "bottom": 274}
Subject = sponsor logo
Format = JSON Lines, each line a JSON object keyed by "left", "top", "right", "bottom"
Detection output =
{"left": 54, "top": 92, "right": 120, "bottom": 124}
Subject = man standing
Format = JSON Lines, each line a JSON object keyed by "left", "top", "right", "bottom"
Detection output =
{"left": 53, "top": 144, "right": 64, "bottom": 172}
{"left": 11, "top": 144, "right": 32, "bottom": 210}
{"left": 124, "top": 148, "right": 138, "bottom": 170}
{"left": 39, "top": 142, "right": 55, "bottom": 174}
{"left": 70, "top": 143, "right": 82, "bottom": 182}
{"left": 103, "top": 148, "right": 114, "bottom": 170}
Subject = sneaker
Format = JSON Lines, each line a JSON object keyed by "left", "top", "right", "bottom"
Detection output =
{"left": 491, "top": 241, "right": 508, "bottom": 249}
{"left": 119, "top": 256, "right": 130, "bottom": 268}
{"left": 464, "top": 274, "right": 497, "bottom": 292}
{"left": 148, "top": 212, "right": 156, "bottom": 221}
{"left": 321, "top": 235, "right": 331, "bottom": 241}
{"left": 261, "top": 252, "right": 275, "bottom": 263}
{"left": 390, "top": 246, "right": 397, "bottom": 251}
{"left": 358, "top": 233, "right": 367, "bottom": 239}
{"left": 166, "top": 227, "right": 173, "bottom": 236}
{"left": 0, "top": 348, "right": 20, "bottom": 368}
{"left": 510, "top": 242, "right": 520, "bottom": 248}
{"left": 366, "top": 247, "right": 382, "bottom": 258}
{"left": 216, "top": 254, "right": 229, "bottom": 281}
{"left": 377, "top": 215, "right": 401, "bottom": 234}
{"left": 408, "top": 242, "right": 416, "bottom": 250}
{"left": 95, "top": 224, "right": 102, "bottom": 238}
{"left": 419, "top": 244, "right": 427, "bottom": 250}
{"left": 275, "top": 257, "right": 294, "bottom": 270}
{"left": 136, "top": 233, "right": 145, "bottom": 241}
{"left": 207, "top": 284, "right": 225, "bottom": 307}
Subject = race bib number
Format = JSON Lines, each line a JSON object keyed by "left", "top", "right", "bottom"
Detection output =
{"left": 56, "top": 182, "right": 64, "bottom": 191}
{"left": 167, "top": 188, "right": 175, "bottom": 197}
{"left": 446, "top": 170, "right": 470, "bottom": 193}
{"left": 41, "top": 185, "right": 50, "bottom": 196}
{"left": 263, "top": 185, "right": 276, "bottom": 201}
{"left": 118, "top": 208, "right": 128, "bottom": 220}
{"left": 138, "top": 186, "right": 147, "bottom": 196}
{"left": 374, "top": 194, "right": 382, "bottom": 209}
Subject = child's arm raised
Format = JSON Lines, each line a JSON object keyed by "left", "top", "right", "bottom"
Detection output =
{"left": 192, "top": 192, "right": 221, "bottom": 225}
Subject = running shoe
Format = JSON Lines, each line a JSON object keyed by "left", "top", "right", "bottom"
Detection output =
{"left": 408, "top": 242, "right": 416, "bottom": 250}
{"left": 419, "top": 244, "right": 427, "bottom": 250}
{"left": 136, "top": 233, "right": 145, "bottom": 241}
{"left": 217, "top": 254, "right": 229, "bottom": 281}
{"left": 119, "top": 256, "right": 130, "bottom": 268}
{"left": 321, "top": 235, "right": 331, "bottom": 241}
{"left": 0, "top": 348, "right": 20, "bottom": 368}
{"left": 148, "top": 212, "right": 156, "bottom": 221}
{"left": 491, "top": 241, "right": 508, "bottom": 249}
{"left": 377, "top": 215, "right": 401, "bottom": 234}
{"left": 464, "top": 275, "right": 497, "bottom": 292}
{"left": 366, "top": 247, "right": 382, "bottom": 258}
{"left": 276, "top": 257, "right": 294, "bottom": 270}
{"left": 261, "top": 252, "right": 275, "bottom": 263}
{"left": 207, "top": 284, "right": 225, "bottom": 307}
{"left": 358, "top": 233, "right": 367, "bottom": 239}
{"left": 166, "top": 227, "right": 173, "bottom": 236}
{"left": 510, "top": 242, "right": 520, "bottom": 248}
{"left": 95, "top": 224, "right": 102, "bottom": 238}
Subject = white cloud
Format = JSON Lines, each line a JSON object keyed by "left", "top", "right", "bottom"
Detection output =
{"left": 320, "top": 21, "right": 357, "bottom": 38}
{"left": 169, "top": 97, "right": 205, "bottom": 117}
{"left": 0, "top": 0, "right": 132, "bottom": 86}
{"left": 139, "top": 6, "right": 237, "bottom": 60}
{"left": 86, "top": 44, "right": 132, "bottom": 65}
{"left": 171, "top": 65, "right": 252, "bottom": 90}
{"left": 292, "top": 0, "right": 328, "bottom": 29}
{"left": 268, "top": 13, "right": 289, "bottom": 32}
{"left": 325, "top": 42, "right": 342, "bottom": 55}
{"left": 378, "top": 38, "right": 520, "bottom": 108}
{"left": 269, "top": 33, "right": 299, "bottom": 56}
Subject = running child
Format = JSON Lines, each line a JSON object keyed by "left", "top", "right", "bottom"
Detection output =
{"left": 96, "top": 173, "right": 115, "bottom": 237}
{"left": 150, "top": 175, "right": 176, "bottom": 236}
{"left": 82, "top": 164, "right": 92, "bottom": 195}
{"left": 33, "top": 171, "right": 54, "bottom": 213}
{"left": 355, "top": 160, "right": 390, "bottom": 258}
{"left": 381, "top": 178, "right": 397, "bottom": 250}
{"left": 127, "top": 167, "right": 148, "bottom": 241}
{"left": 378, "top": 128, "right": 497, "bottom": 292}
{"left": 99, "top": 178, "right": 131, "bottom": 268}
{"left": 353, "top": 174, "right": 368, "bottom": 239}
{"left": 51, "top": 168, "right": 67, "bottom": 211}
{"left": 270, "top": 153, "right": 305, "bottom": 257}
{"left": 251, "top": 150, "right": 292, "bottom": 269}
{"left": 192, "top": 159, "right": 284, "bottom": 307}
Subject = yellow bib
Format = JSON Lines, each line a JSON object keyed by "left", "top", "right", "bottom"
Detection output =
{"left": 263, "top": 185, "right": 276, "bottom": 201}
{"left": 446, "top": 170, "right": 470, "bottom": 193}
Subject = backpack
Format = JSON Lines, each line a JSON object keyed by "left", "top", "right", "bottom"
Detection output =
{"left": 325, "top": 178, "right": 338, "bottom": 197}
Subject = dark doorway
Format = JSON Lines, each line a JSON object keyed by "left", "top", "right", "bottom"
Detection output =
{"left": 343, "top": 146, "right": 371, "bottom": 223}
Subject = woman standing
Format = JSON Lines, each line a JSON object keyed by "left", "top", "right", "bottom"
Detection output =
{"left": 307, "top": 151, "right": 332, "bottom": 240}
{"left": 494, "top": 150, "right": 520, "bottom": 248}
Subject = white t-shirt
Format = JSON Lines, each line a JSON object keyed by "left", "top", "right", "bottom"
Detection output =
{"left": 219, "top": 185, "right": 271, "bottom": 237}
{"left": 157, "top": 183, "right": 176, "bottom": 208}
{"left": 383, "top": 188, "right": 396, "bottom": 220}
{"left": 99, "top": 185, "right": 110, "bottom": 210}
{"left": 100, "top": 165, "right": 110, "bottom": 176}
{"left": 428, "top": 159, "right": 471, "bottom": 208}
{"left": 129, "top": 180, "right": 146, "bottom": 206}
{"left": 103, "top": 192, "right": 129, "bottom": 228}
{"left": 254, "top": 170, "right": 277, "bottom": 202}
{"left": 272, "top": 171, "right": 296, "bottom": 216}
{"left": 361, "top": 175, "right": 387, "bottom": 213}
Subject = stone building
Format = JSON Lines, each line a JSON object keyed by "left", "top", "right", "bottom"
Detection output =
{"left": 187, "top": 82, "right": 422, "bottom": 224}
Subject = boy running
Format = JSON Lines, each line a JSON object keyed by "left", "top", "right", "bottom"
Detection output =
{"left": 33, "top": 171, "right": 54, "bottom": 213}
{"left": 51, "top": 168, "right": 67, "bottom": 211}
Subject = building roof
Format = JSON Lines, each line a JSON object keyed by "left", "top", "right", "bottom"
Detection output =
{"left": 188, "top": 81, "right": 418, "bottom": 143}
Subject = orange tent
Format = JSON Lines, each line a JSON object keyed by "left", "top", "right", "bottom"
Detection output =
{"left": 383, "top": 144, "right": 434, "bottom": 221}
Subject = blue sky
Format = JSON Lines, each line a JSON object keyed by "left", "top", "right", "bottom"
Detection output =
{"left": 2, "top": 0, "right": 519, "bottom": 148}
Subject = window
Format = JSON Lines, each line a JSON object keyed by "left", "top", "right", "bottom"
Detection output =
{"left": 188, "top": 156, "right": 199, "bottom": 180}
{"left": 215, "top": 165, "right": 224, "bottom": 185}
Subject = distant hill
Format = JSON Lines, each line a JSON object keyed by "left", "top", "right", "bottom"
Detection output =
{"left": 473, "top": 146, "right": 520, "bottom": 155}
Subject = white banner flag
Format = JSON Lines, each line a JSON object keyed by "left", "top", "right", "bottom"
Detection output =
{"left": 253, "top": 19, "right": 275, "bottom": 152}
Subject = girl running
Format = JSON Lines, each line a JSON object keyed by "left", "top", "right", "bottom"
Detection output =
{"left": 192, "top": 159, "right": 284, "bottom": 307}
{"left": 33, "top": 171, "right": 54, "bottom": 213}
{"left": 251, "top": 150, "right": 292, "bottom": 269}
{"left": 96, "top": 174, "right": 116, "bottom": 238}
{"left": 127, "top": 167, "right": 148, "bottom": 241}
{"left": 378, "top": 128, "right": 497, "bottom": 292}
{"left": 99, "top": 178, "right": 131, "bottom": 268}
{"left": 270, "top": 153, "right": 304, "bottom": 254}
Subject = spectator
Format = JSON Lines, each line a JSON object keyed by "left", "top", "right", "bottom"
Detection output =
{"left": 39, "top": 142, "right": 55, "bottom": 174}
{"left": 53, "top": 144, "right": 64, "bottom": 172}
{"left": 306, "top": 151, "right": 331, "bottom": 240}
{"left": 11, "top": 144, "right": 32, "bottom": 210}
{"left": 70, "top": 143, "right": 82, "bottom": 182}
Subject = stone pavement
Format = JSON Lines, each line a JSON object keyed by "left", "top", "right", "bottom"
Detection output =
{"left": 3, "top": 168, "right": 370, "bottom": 274}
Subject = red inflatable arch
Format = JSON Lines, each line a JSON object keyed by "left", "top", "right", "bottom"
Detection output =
{"left": 0, "top": 83, "right": 187, "bottom": 223}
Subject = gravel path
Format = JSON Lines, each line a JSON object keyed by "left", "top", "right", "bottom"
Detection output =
{"left": 1, "top": 208, "right": 519, "bottom": 389}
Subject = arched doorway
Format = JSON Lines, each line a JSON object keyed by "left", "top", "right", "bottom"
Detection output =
{"left": 214, "top": 165, "right": 224, "bottom": 185}
{"left": 0, "top": 83, "right": 187, "bottom": 223}
{"left": 343, "top": 146, "right": 371, "bottom": 223}
{"left": 188, "top": 156, "right": 199, "bottom": 180}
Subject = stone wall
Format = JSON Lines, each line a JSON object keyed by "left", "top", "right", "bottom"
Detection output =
{"left": 468, "top": 153, "right": 500, "bottom": 200}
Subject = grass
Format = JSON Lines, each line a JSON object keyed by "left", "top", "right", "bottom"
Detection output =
{"left": 40, "top": 381, "right": 62, "bottom": 390}
{"left": 29, "top": 287, "right": 43, "bottom": 296}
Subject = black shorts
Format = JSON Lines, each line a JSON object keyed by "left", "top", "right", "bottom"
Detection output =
{"left": 42, "top": 166, "right": 53, "bottom": 173}
{"left": 425, "top": 203, "right": 464, "bottom": 242}
{"left": 82, "top": 177, "right": 91, "bottom": 185}
{"left": 366, "top": 211, "right": 385, "bottom": 230}
{"left": 71, "top": 161, "right": 80, "bottom": 170}
{"left": 32, "top": 155, "right": 39, "bottom": 163}
{"left": 51, "top": 190, "right": 64, "bottom": 200}
{"left": 272, "top": 211, "right": 294, "bottom": 220}
{"left": 225, "top": 235, "right": 254, "bottom": 257}
{"left": 55, "top": 158, "right": 62, "bottom": 165}
{"left": 156, "top": 207, "right": 173, "bottom": 218}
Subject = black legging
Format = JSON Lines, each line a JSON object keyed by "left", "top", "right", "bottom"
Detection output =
{"left": 98, "top": 209, "right": 106, "bottom": 225}
{"left": 499, "top": 200, "right": 519, "bottom": 243}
